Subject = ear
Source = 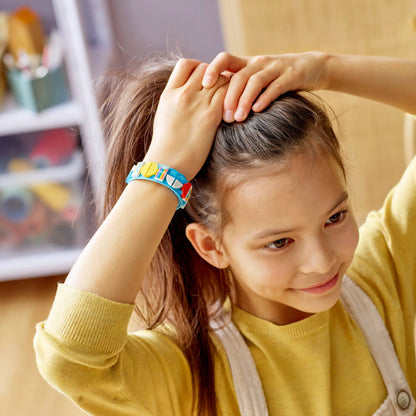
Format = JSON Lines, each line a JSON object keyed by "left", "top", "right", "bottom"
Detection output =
{"left": 185, "top": 223, "right": 229, "bottom": 269}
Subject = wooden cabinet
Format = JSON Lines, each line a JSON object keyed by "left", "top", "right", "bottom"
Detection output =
{"left": 217, "top": 0, "right": 416, "bottom": 223}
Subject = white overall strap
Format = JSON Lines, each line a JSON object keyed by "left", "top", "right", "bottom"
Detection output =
{"left": 341, "top": 276, "right": 415, "bottom": 416}
{"left": 210, "top": 312, "right": 269, "bottom": 416}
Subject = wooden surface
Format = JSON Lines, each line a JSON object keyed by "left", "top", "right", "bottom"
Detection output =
{"left": 0, "top": 276, "right": 86, "bottom": 416}
{"left": 217, "top": 0, "right": 416, "bottom": 223}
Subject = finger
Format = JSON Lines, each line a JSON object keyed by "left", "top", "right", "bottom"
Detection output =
{"left": 233, "top": 69, "right": 280, "bottom": 121}
{"left": 210, "top": 84, "right": 229, "bottom": 120}
{"left": 203, "top": 52, "right": 247, "bottom": 88}
{"left": 166, "top": 58, "right": 202, "bottom": 89}
{"left": 206, "top": 74, "right": 230, "bottom": 103}
{"left": 220, "top": 70, "right": 234, "bottom": 80}
{"left": 185, "top": 62, "right": 209, "bottom": 91}
{"left": 222, "top": 68, "right": 253, "bottom": 122}
{"left": 252, "top": 73, "right": 294, "bottom": 112}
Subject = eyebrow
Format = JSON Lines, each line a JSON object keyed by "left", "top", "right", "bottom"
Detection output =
{"left": 252, "top": 190, "right": 350, "bottom": 240}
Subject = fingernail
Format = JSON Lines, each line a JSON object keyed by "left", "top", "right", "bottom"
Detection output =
{"left": 203, "top": 75, "right": 213, "bottom": 87}
{"left": 224, "top": 110, "right": 234, "bottom": 123}
{"left": 252, "top": 101, "right": 262, "bottom": 112}
{"left": 234, "top": 108, "right": 245, "bottom": 121}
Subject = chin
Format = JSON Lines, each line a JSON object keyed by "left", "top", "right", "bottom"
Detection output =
{"left": 301, "top": 280, "right": 344, "bottom": 314}
{"left": 307, "top": 288, "right": 342, "bottom": 314}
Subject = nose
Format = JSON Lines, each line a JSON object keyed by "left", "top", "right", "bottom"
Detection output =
{"left": 299, "top": 235, "right": 337, "bottom": 276}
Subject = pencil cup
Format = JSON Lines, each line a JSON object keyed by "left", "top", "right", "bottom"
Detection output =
{"left": 7, "top": 64, "right": 70, "bottom": 112}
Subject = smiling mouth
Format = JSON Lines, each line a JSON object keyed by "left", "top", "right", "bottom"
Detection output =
{"left": 298, "top": 273, "right": 340, "bottom": 294}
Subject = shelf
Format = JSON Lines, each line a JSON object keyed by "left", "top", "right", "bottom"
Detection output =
{"left": 0, "top": 94, "right": 83, "bottom": 136}
{"left": 0, "top": 150, "right": 84, "bottom": 188}
{"left": 0, "top": 246, "right": 84, "bottom": 281}
{"left": 0, "top": 0, "right": 111, "bottom": 281}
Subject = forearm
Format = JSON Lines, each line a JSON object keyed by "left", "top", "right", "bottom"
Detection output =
{"left": 65, "top": 180, "right": 177, "bottom": 304}
{"left": 325, "top": 53, "right": 416, "bottom": 114}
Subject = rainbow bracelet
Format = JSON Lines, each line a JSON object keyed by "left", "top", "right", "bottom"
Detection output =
{"left": 125, "top": 161, "right": 192, "bottom": 210}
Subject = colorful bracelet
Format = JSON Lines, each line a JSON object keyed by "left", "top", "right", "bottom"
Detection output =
{"left": 125, "top": 161, "right": 192, "bottom": 210}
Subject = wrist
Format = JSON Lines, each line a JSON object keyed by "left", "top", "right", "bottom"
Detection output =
{"left": 126, "top": 161, "right": 192, "bottom": 210}
{"left": 144, "top": 147, "right": 195, "bottom": 181}
{"left": 322, "top": 52, "right": 347, "bottom": 92}
{"left": 315, "top": 51, "right": 332, "bottom": 91}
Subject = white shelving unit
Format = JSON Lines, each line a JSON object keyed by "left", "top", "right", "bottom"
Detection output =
{"left": 0, "top": 96, "right": 82, "bottom": 135}
{"left": 0, "top": 0, "right": 114, "bottom": 280}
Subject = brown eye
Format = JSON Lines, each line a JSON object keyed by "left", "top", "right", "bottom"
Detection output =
{"left": 326, "top": 211, "right": 346, "bottom": 225}
{"left": 266, "top": 238, "right": 292, "bottom": 250}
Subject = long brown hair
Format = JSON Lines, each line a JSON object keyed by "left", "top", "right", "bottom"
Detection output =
{"left": 99, "top": 56, "right": 344, "bottom": 415}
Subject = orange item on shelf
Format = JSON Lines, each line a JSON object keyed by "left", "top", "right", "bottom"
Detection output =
{"left": 8, "top": 6, "right": 45, "bottom": 59}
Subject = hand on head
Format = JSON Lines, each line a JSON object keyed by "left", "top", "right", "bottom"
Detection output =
{"left": 146, "top": 58, "right": 229, "bottom": 180}
{"left": 202, "top": 51, "right": 330, "bottom": 123}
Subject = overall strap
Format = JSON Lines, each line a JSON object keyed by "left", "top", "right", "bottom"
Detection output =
{"left": 210, "top": 312, "right": 269, "bottom": 416}
{"left": 341, "top": 276, "right": 415, "bottom": 415}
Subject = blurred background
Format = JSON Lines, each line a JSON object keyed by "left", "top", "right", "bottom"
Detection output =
{"left": 0, "top": 1, "right": 414, "bottom": 414}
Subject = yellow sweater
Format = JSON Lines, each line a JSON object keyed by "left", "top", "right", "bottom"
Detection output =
{"left": 34, "top": 157, "right": 416, "bottom": 416}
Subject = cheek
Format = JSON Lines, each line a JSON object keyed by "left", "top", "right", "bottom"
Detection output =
{"left": 338, "top": 216, "right": 360, "bottom": 261}
{"left": 226, "top": 246, "right": 288, "bottom": 284}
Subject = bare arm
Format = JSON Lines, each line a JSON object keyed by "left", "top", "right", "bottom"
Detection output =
{"left": 65, "top": 60, "right": 228, "bottom": 303}
{"left": 325, "top": 53, "right": 416, "bottom": 115}
{"left": 203, "top": 51, "right": 416, "bottom": 122}
{"left": 65, "top": 181, "right": 177, "bottom": 303}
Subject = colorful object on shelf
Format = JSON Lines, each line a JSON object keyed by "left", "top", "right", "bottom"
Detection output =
{"left": 0, "top": 188, "right": 33, "bottom": 223}
{"left": 4, "top": 8, "right": 68, "bottom": 113}
{"left": 19, "top": 198, "right": 49, "bottom": 238}
{"left": 0, "top": 124, "right": 86, "bottom": 258}
{"left": 7, "top": 157, "right": 32, "bottom": 173}
{"left": 30, "top": 128, "right": 77, "bottom": 167}
{"left": 7, "top": 157, "right": 72, "bottom": 211}
{"left": 7, "top": 6, "right": 45, "bottom": 60}
{"left": 6, "top": 64, "right": 70, "bottom": 112}
{"left": 31, "top": 182, "right": 71, "bottom": 212}
{"left": 0, "top": 182, "right": 79, "bottom": 250}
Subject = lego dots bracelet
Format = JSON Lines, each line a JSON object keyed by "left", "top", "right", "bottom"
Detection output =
{"left": 125, "top": 161, "right": 192, "bottom": 210}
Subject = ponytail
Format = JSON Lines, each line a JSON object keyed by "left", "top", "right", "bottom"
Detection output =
{"left": 99, "top": 57, "right": 223, "bottom": 416}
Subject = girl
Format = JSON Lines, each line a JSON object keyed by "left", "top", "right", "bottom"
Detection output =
{"left": 35, "top": 52, "right": 416, "bottom": 416}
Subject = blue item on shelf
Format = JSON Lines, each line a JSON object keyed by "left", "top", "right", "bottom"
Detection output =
{"left": 0, "top": 188, "right": 33, "bottom": 222}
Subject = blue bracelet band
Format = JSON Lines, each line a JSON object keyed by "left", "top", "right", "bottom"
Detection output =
{"left": 125, "top": 161, "right": 192, "bottom": 210}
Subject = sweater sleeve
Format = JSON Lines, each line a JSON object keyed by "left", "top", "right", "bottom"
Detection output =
{"left": 348, "top": 156, "right": 416, "bottom": 317}
{"left": 34, "top": 284, "right": 194, "bottom": 416}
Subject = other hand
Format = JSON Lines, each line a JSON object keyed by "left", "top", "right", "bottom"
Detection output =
{"left": 203, "top": 51, "right": 330, "bottom": 122}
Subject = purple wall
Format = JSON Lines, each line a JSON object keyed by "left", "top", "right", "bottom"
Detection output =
{"left": 0, "top": 0, "right": 225, "bottom": 65}
{"left": 107, "top": 1, "right": 225, "bottom": 65}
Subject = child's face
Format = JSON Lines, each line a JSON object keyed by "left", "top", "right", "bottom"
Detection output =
{"left": 219, "top": 150, "right": 359, "bottom": 325}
